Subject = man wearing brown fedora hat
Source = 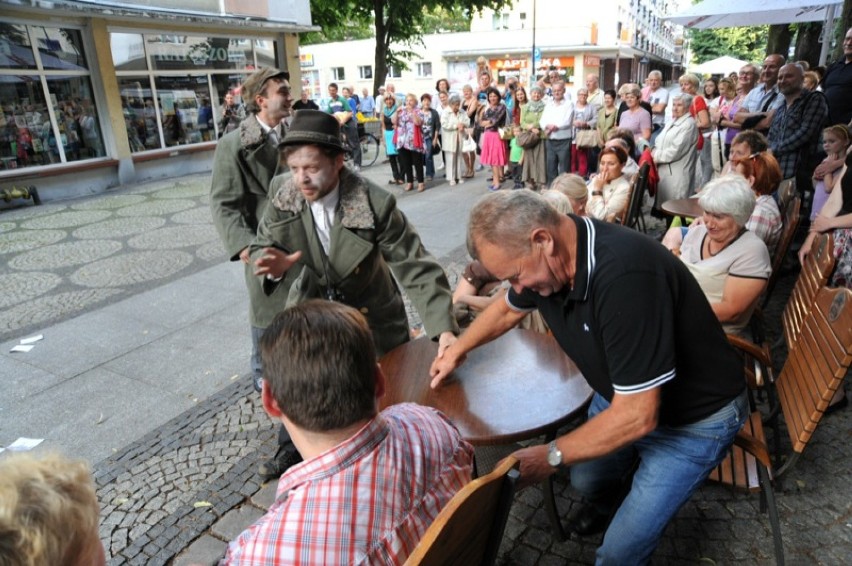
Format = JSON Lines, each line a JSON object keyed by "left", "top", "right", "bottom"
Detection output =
{"left": 210, "top": 70, "right": 293, "bottom": 394}
{"left": 248, "top": 109, "right": 458, "bottom": 479}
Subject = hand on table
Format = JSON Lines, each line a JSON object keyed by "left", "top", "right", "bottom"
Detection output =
{"left": 437, "top": 331, "right": 457, "bottom": 358}
{"left": 253, "top": 247, "right": 302, "bottom": 279}
{"left": 508, "top": 444, "right": 554, "bottom": 490}
{"left": 429, "top": 343, "right": 466, "bottom": 389}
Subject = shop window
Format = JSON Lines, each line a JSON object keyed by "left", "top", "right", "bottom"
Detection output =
{"left": 0, "top": 25, "right": 104, "bottom": 172}
{"left": 155, "top": 75, "right": 214, "bottom": 146}
{"left": 331, "top": 67, "right": 345, "bottom": 81}
{"left": 416, "top": 62, "right": 432, "bottom": 78}
{"left": 111, "top": 33, "right": 147, "bottom": 72}
{"left": 118, "top": 77, "right": 161, "bottom": 151}
{"left": 359, "top": 65, "right": 373, "bottom": 80}
{"left": 0, "top": 24, "right": 37, "bottom": 69}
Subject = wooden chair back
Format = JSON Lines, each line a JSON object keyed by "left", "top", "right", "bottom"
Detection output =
{"left": 620, "top": 163, "right": 649, "bottom": 231}
{"left": 781, "top": 232, "right": 835, "bottom": 349}
{"left": 776, "top": 178, "right": 796, "bottom": 217}
{"left": 763, "top": 196, "right": 801, "bottom": 305}
{"left": 776, "top": 286, "right": 852, "bottom": 464}
{"left": 404, "top": 457, "right": 520, "bottom": 566}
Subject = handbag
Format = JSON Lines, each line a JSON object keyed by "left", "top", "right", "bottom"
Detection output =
{"left": 499, "top": 127, "right": 514, "bottom": 141}
{"left": 462, "top": 133, "right": 477, "bottom": 153}
{"left": 575, "top": 129, "right": 601, "bottom": 149}
{"left": 711, "top": 129, "right": 726, "bottom": 175}
{"left": 516, "top": 129, "right": 540, "bottom": 149}
{"left": 432, "top": 138, "right": 442, "bottom": 155}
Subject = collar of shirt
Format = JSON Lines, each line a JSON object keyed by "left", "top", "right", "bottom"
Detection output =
{"left": 564, "top": 215, "right": 596, "bottom": 303}
{"left": 275, "top": 413, "right": 389, "bottom": 498}
{"left": 256, "top": 115, "right": 281, "bottom": 142}
{"left": 309, "top": 185, "right": 340, "bottom": 253}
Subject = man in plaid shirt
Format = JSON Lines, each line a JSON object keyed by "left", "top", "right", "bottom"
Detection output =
{"left": 223, "top": 300, "right": 474, "bottom": 565}
{"left": 767, "top": 63, "right": 828, "bottom": 181}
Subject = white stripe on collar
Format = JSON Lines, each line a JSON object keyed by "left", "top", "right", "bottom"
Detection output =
{"left": 580, "top": 216, "right": 596, "bottom": 301}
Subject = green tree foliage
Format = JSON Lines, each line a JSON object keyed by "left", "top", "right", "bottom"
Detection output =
{"left": 688, "top": 26, "right": 768, "bottom": 64}
{"left": 305, "top": 0, "right": 510, "bottom": 94}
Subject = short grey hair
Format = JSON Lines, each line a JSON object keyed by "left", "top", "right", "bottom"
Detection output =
{"left": 529, "top": 85, "right": 543, "bottom": 95}
{"left": 648, "top": 70, "right": 663, "bottom": 80}
{"left": 468, "top": 191, "right": 561, "bottom": 258}
{"left": 541, "top": 190, "right": 572, "bottom": 215}
{"left": 672, "top": 93, "right": 694, "bottom": 109}
{"left": 550, "top": 173, "right": 588, "bottom": 201}
{"left": 698, "top": 175, "right": 756, "bottom": 227}
{"left": 448, "top": 93, "right": 462, "bottom": 105}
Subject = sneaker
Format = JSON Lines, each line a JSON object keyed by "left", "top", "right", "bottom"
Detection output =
{"left": 449, "top": 180, "right": 456, "bottom": 186}
{"left": 352, "top": 165, "right": 361, "bottom": 172}
{"left": 258, "top": 448, "right": 303, "bottom": 481}
{"left": 475, "top": 164, "right": 484, "bottom": 172}
{"left": 458, "top": 179, "right": 465, "bottom": 184}
{"left": 252, "top": 374, "right": 263, "bottom": 393}
{"left": 437, "top": 163, "right": 445, "bottom": 170}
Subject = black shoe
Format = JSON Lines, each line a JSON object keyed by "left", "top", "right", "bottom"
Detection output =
{"left": 566, "top": 503, "right": 610, "bottom": 536}
{"left": 253, "top": 374, "right": 263, "bottom": 393}
{"left": 258, "top": 448, "right": 303, "bottom": 481}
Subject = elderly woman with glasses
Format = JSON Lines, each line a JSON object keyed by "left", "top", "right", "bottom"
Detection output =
{"left": 652, "top": 93, "right": 699, "bottom": 213}
{"left": 663, "top": 175, "right": 771, "bottom": 337}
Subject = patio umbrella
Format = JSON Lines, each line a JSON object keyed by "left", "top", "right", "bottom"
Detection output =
{"left": 689, "top": 55, "right": 750, "bottom": 75}
{"left": 666, "top": 0, "right": 842, "bottom": 28}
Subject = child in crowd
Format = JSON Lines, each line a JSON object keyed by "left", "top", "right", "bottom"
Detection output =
{"left": 811, "top": 124, "right": 851, "bottom": 220}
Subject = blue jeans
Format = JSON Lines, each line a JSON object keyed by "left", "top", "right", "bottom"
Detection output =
{"left": 571, "top": 390, "right": 748, "bottom": 565}
{"left": 423, "top": 136, "right": 435, "bottom": 178}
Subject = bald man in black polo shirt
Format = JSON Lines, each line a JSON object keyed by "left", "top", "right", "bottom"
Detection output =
{"left": 431, "top": 191, "right": 748, "bottom": 565}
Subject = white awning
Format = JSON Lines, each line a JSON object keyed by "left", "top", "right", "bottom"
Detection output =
{"left": 665, "top": 0, "right": 842, "bottom": 29}
{"left": 689, "top": 55, "right": 750, "bottom": 75}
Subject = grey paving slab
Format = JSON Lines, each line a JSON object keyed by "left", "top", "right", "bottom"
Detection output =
{"left": 210, "top": 505, "right": 264, "bottom": 542}
{"left": 0, "top": 367, "right": 192, "bottom": 463}
{"left": 172, "top": 535, "right": 227, "bottom": 566}
{"left": 0, "top": 309, "right": 173, "bottom": 380}
{"left": 102, "top": 323, "right": 248, "bottom": 399}
{"left": 249, "top": 481, "right": 277, "bottom": 510}
{"left": 0, "top": 351, "right": 67, "bottom": 402}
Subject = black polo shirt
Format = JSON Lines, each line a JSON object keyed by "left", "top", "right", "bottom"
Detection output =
{"left": 822, "top": 58, "right": 852, "bottom": 125}
{"left": 507, "top": 216, "right": 744, "bottom": 426}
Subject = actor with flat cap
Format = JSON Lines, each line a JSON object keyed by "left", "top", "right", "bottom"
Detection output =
{"left": 249, "top": 109, "right": 458, "bottom": 479}
{"left": 209, "top": 68, "right": 299, "bottom": 477}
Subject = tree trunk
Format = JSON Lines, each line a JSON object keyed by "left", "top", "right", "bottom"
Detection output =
{"left": 793, "top": 22, "right": 823, "bottom": 68}
{"left": 766, "top": 24, "right": 793, "bottom": 57}
{"left": 833, "top": 0, "right": 852, "bottom": 61}
{"left": 373, "top": 0, "right": 388, "bottom": 96}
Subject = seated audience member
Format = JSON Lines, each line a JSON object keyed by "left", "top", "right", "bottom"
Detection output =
{"left": 0, "top": 453, "right": 105, "bottom": 566}
{"left": 663, "top": 175, "right": 771, "bottom": 337}
{"left": 735, "top": 151, "right": 784, "bottom": 255}
{"left": 604, "top": 132, "right": 639, "bottom": 176}
{"left": 550, "top": 173, "right": 590, "bottom": 216}
{"left": 721, "top": 130, "right": 770, "bottom": 175}
{"left": 587, "top": 145, "right": 631, "bottom": 222}
{"left": 652, "top": 93, "right": 699, "bottom": 212}
{"left": 224, "top": 301, "right": 474, "bottom": 565}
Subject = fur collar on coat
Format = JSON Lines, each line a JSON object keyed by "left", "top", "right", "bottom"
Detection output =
{"left": 270, "top": 167, "right": 375, "bottom": 230}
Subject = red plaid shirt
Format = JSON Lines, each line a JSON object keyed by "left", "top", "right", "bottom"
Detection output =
{"left": 223, "top": 403, "right": 474, "bottom": 565}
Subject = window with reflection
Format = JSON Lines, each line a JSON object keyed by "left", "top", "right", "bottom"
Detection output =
{"left": 117, "top": 77, "right": 160, "bottom": 151}
{"left": 0, "top": 25, "right": 104, "bottom": 171}
{"left": 155, "top": 75, "right": 214, "bottom": 145}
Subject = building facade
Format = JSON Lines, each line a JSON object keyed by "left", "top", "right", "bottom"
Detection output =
{"left": 0, "top": 0, "right": 312, "bottom": 202}
{"left": 299, "top": 0, "right": 681, "bottom": 101}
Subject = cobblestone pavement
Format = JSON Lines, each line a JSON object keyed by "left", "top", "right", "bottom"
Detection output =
{"left": 4, "top": 174, "right": 850, "bottom": 564}
{"left": 0, "top": 179, "right": 222, "bottom": 343}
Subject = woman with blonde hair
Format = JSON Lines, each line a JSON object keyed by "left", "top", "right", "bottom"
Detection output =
{"left": 550, "top": 173, "right": 589, "bottom": 216}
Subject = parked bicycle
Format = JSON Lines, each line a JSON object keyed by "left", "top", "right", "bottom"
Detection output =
{"left": 342, "top": 123, "right": 380, "bottom": 168}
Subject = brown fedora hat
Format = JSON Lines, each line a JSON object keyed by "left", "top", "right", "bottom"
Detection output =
{"left": 280, "top": 109, "right": 344, "bottom": 152}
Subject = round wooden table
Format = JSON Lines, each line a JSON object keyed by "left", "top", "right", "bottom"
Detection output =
{"left": 379, "top": 328, "right": 593, "bottom": 541}
{"left": 661, "top": 197, "right": 703, "bottom": 219}
{"left": 379, "top": 328, "right": 593, "bottom": 446}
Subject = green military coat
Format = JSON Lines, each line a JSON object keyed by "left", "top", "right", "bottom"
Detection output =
{"left": 210, "top": 115, "right": 286, "bottom": 328}
{"left": 251, "top": 167, "right": 457, "bottom": 355}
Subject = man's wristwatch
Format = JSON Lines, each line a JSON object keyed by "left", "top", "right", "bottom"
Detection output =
{"left": 547, "top": 440, "right": 566, "bottom": 470}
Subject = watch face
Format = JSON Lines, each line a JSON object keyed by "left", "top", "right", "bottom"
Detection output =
{"left": 547, "top": 443, "right": 562, "bottom": 467}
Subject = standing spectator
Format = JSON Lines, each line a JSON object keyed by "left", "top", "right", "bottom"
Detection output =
{"left": 736, "top": 64, "right": 759, "bottom": 100}
{"left": 509, "top": 87, "right": 528, "bottom": 189}
{"left": 540, "top": 81, "right": 574, "bottom": 185}
{"left": 479, "top": 86, "right": 508, "bottom": 191}
{"left": 322, "top": 83, "right": 361, "bottom": 170}
{"left": 381, "top": 94, "right": 403, "bottom": 185}
{"left": 440, "top": 93, "right": 470, "bottom": 186}
{"left": 767, "top": 63, "right": 829, "bottom": 181}
{"left": 653, "top": 93, "right": 699, "bottom": 209}
{"left": 521, "top": 86, "right": 547, "bottom": 191}
{"left": 735, "top": 54, "right": 785, "bottom": 132}
{"left": 596, "top": 89, "right": 618, "bottom": 150}
{"left": 218, "top": 92, "right": 246, "bottom": 136}
{"left": 461, "top": 84, "right": 480, "bottom": 178}
{"left": 341, "top": 86, "right": 358, "bottom": 113}
{"left": 435, "top": 91, "right": 450, "bottom": 171}
{"left": 571, "top": 87, "right": 597, "bottom": 178}
{"left": 712, "top": 78, "right": 743, "bottom": 159}
{"left": 435, "top": 78, "right": 451, "bottom": 98}
{"left": 359, "top": 87, "right": 376, "bottom": 116}
{"left": 394, "top": 94, "right": 426, "bottom": 192}
{"left": 703, "top": 78, "right": 720, "bottom": 104}
{"left": 618, "top": 84, "right": 652, "bottom": 147}
{"left": 292, "top": 89, "right": 319, "bottom": 111}
{"left": 588, "top": 145, "right": 631, "bottom": 222}
{"left": 585, "top": 74, "right": 604, "bottom": 111}
{"left": 642, "top": 70, "right": 669, "bottom": 144}
{"left": 820, "top": 27, "right": 852, "bottom": 125}
{"left": 811, "top": 124, "right": 851, "bottom": 220}
{"left": 679, "top": 74, "right": 712, "bottom": 189}
{"left": 420, "top": 93, "right": 441, "bottom": 182}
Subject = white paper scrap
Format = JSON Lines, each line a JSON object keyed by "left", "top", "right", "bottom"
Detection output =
{"left": 19, "top": 334, "right": 44, "bottom": 345}
{"left": 10, "top": 345, "right": 34, "bottom": 353}
{"left": 6, "top": 437, "right": 44, "bottom": 451}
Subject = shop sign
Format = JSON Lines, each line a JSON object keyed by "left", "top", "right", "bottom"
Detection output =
{"left": 537, "top": 57, "right": 564, "bottom": 69}
{"left": 583, "top": 55, "right": 600, "bottom": 66}
{"left": 300, "top": 53, "right": 314, "bottom": 68}
{"left": 492, "top": 58, "right": 528, "bottom": 69}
